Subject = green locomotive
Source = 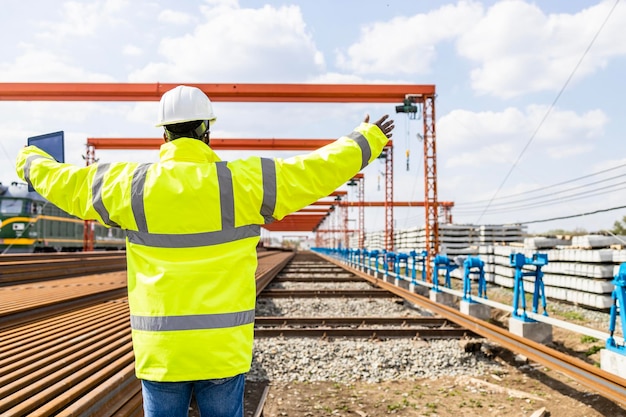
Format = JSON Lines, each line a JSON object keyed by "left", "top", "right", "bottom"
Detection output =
{"left": 0, "top": 182, "right": 125, "bottom": 254}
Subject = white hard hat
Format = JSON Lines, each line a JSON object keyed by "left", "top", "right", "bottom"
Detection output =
{"left": 156, "top": 85, "right": 217, "bottom": 127}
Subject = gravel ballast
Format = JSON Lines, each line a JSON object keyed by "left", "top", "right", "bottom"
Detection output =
{"left": 252, "top": 287, "right": 502, "bottom": 383}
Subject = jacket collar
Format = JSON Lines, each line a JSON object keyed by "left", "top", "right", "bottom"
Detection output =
{"left": 159, "top": 138, "right": 222, "bottom": 163}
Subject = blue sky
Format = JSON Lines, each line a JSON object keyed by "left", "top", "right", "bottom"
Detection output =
{"left": 1, "top": 0, "right": 625, "bottom": 237}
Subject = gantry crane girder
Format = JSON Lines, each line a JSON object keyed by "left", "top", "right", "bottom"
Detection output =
{"left": 86, "top": 138, "right": 393, "bottom": 151}
{"left": 3, "top": 82, "right": 439, "bottom": 256}
{"left": 0, "top": 82, "right": 435, "bottom": 103}
{"left": 262, "top": 214, "right": 327, "bottom": 232}
{"left": 338, "top": 201, "right": 453, "bottom": 207}
{"left": 86, "top": 138, "right": 343, "bottom": 151}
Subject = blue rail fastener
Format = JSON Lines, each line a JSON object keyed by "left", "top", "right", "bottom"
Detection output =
{"left": 432, "top": 254, "right": 458, "bottom": 292}
{"left": 463, "top": 256, "right": 487, "bottom": 302}
{"left": 607, "top": 263, "right": 626, "bottom": 354}
{"left": 409, "top": 250, "right": 428, "bottom": 283}
{"left": 396, "top": 252, "right": 409, "bottom": 280}
{"left": 509, "top": 252, "right": 548, "bottom": 321}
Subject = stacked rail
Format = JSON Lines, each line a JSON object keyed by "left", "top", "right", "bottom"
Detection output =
{"left": 0, "top": 249, "right": 294, "bottom": 416}
{"left": 0, "top": 251, "right": 127, "bottom": 285}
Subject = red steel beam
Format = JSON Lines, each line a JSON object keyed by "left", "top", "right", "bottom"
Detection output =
{"left": 263, "top": 214, "right": 327, "bottom": 232}
{"left": 1, "top": 82, "right": 440, "bottom": 244}
{"left": 0, "top": 83, "right": 435, "bottom": 103}
{"left": 86, "top": 138, "right": 393, "bottom": 151}
{"left": 313, "top": 229, "right": 358, "bottom": 233}
{"left": 339, "top": 201, "right": 454, "bottom": 207}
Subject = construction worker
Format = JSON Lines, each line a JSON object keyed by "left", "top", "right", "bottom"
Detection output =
{"left": 15, "top": 85, "right": 394, "bottom": 417}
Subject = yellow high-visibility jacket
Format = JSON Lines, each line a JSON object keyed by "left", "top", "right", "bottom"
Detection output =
{"left": 16, "top": 122, "right": 388, "bottom": 381}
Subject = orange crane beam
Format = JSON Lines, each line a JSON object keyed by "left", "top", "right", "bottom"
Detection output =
{"left": 0, "top": 82, "right": 436, "bottom": 103}
{"left": 314, "top": 229, "right": 359, "bottom": 233}
{"left": 263, "top": 214, "right": 327, "bottom": 232}
{"left": 3, "top": 82, "right": 440, "bottom": 253}
{"left": 338, "top": 201, "right": 454, "bottom": 207}
{"left": 295, "top": 208, "right": 331, "bottom": 213}
{"left": 86, "top": 138, "right": 393, "bottom": 151}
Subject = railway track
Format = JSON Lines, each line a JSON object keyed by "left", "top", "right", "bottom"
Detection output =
{"left": 0, "top": 249, "right": 293, "bottom": 417}
{"left": 254, "top": 317, "right": 472, "bottom": 338}
{"left": 256, "top": 255, "right": 475, "bottom": 341}
{"left": 317, "top": 252, "right": 626, "bottom": 407}
{"left": 2, "top": 249, "right": 626, "bottom": 415}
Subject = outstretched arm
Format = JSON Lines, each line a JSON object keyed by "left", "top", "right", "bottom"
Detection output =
{"left": 271, "top": 115, "right": 394, "bottom": 220}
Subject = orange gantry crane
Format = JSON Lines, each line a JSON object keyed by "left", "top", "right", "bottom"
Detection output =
{"left": 0, "top": 82, "right": 440, "bottom": 269}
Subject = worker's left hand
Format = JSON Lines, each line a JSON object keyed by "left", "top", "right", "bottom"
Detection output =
{"left": 363, "top": 114, "right": 394, "bottom": 139}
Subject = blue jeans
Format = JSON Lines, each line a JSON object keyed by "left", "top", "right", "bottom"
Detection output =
{"left": 141, "top": 374, "right": 245, "bottom": 417}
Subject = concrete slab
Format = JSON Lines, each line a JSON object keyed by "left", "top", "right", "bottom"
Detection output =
{"left": 460, "top": 300, "right": 491, "bottom": 321}
{"left": 430, "top": 290, "right": 456, "bottom": 308}
{"left": 395, "top": 278, "right": 410, "bottom": 290}
{"left": 509, "top": 318, "right": 552, "bottom": 344}
{"left": 409, "top": 283, "right": 429, "bottom": 297}
{"left": 601, "top": 349, "right": 626, "bottom": 380}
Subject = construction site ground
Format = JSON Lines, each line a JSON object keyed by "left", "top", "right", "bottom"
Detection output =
{"left": 260, "top": 292, "right": 626, "bottom": 417}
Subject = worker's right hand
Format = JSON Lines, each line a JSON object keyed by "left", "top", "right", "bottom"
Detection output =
{"left": 363, "top": 114, "right": 394, "bottom": 139}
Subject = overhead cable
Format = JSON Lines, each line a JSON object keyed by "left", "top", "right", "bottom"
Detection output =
{"left": 475, "top": 0, "right": 621, "bottom": 223}
{"left": 521, "top": 204, "right": 626, "bottom": 225}
{"left": 457, "top": 162, "right": 626, "bottom": 207}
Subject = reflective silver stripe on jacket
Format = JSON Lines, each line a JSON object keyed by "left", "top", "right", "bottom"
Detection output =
{"left": 131, "top": 163, "right": 152, "bottom": 232}
{"left": 130, "top": 309, "right": 255, "bottom": 331}
{"left": 23, "top": 154, "right": 53, "bottom": 191}
{"left": 216, "top": 162, "right": 234, "bottom": 229}
{"left": 126, "top": 225, "right": 260, "bottom": 248}
{"left": 260, "top": 158, "right": 276, "bottom": 224}
{"left": 347, "top": 131, "right": 371, "bottom": 170}
{"left": 125, "top": 160, "right": 261, "bottom": 248}
{"left": 92, "top": 163, "right": 120, "bottom": 228}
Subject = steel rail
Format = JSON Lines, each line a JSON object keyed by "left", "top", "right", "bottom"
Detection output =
{"left": 254, "top": 328, "right": 474, "bottom": 339}
{"left": 254, "top": 317, "right": 472, "bottom": 339}
{"left": 258, "top": 288, "right": 396, "bottom": 298}
{"left": 318, "top": 253, "right": 626, "bottom": 406}
{"left": 255, "top": 317, "right": 452, "bottom": 326}
{"left": 252, "top": 383, "right": 271, "bottom": 417}
{"left": 0, "top": 273, "right": 128, "bottom": 330}
{"left": 0, "top": 264, "right": 127, "bottom": 283}
{"left": 273, "top": 276, "right": 364, "bottom": 282}
{"left": 0, "top": 288, "right": 127, "bottom": 331}
{"left": 0, "top": 251, "right": 125, "bottom": 263}
{"left": 255, "top": 251, "right": 296, "bottom": 295}
{"left": 0, "top": 250, "right": 295, "bottom": 415}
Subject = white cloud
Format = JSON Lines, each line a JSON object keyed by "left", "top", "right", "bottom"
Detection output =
{"left": 38, "top": 0, "right": 129, "bottom": 40}
{"left": 525, "top": 105, "right": 607, "bottom": 142}
{"left": 457, "top": 0, "right": 626, "bottom": 98}
{"left": 129, "top": 3, "right": 324, "bottom": 82}
{"left": 0, "top": 50, "right": 115, "bottom": 81}
{"left": 438, "top": 104, "right": 608, "bottom": 167}
{"left": 157, "top": 9, "right": 194, "bottom": 25}
{"left": 122, "top": 44, "right": 143, "bottom": 56}
{"left": 335, "top": 0, "right": 483, "bottom": 76}
{"left": 545, "top": 143, "right": 594, "bottom": 159}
